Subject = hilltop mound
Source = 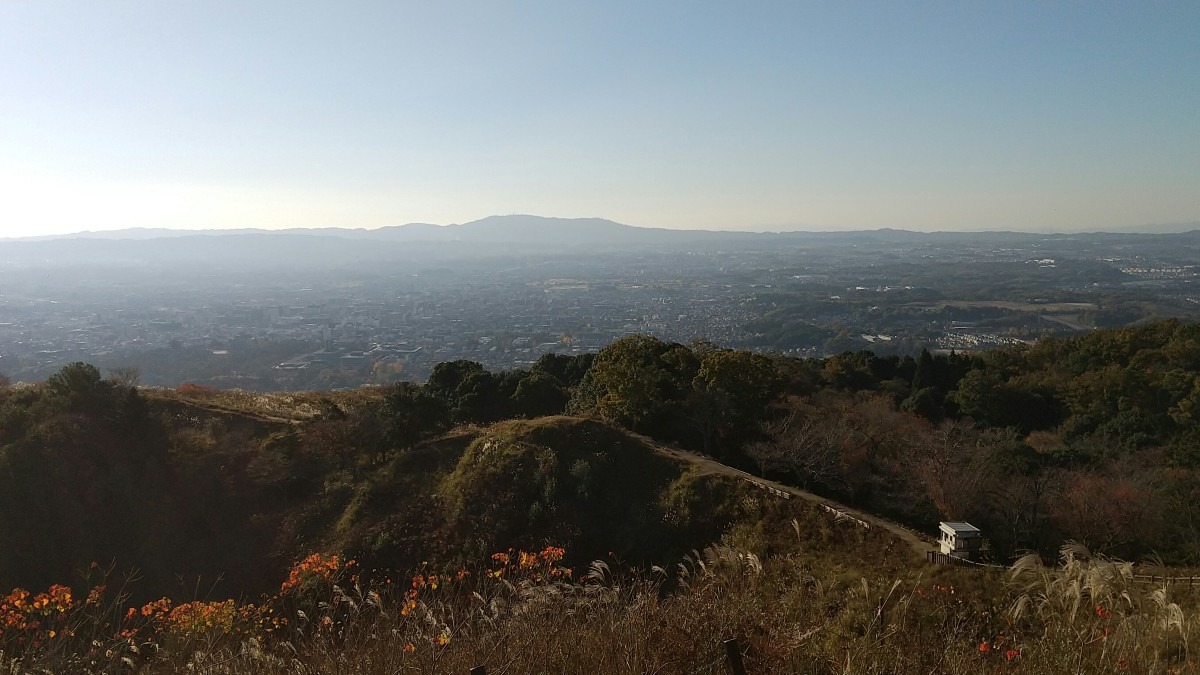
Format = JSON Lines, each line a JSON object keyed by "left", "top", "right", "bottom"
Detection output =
{"left": 0, "top": 370, "right": 806, "bottom": 600}
{"left": 332, "top": 416, "right": 766, "bottom": 570}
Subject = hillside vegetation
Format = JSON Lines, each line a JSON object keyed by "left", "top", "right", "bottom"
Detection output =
{"left": 5, "top": 320, "right": 1200, "bottom": 671}
{"left": 0, "top": 377, "right": 764, "bottom": 601}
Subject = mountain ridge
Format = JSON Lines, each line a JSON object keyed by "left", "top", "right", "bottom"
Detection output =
{"left": 6, "top": 214, "right": 1199, "bottom": 243}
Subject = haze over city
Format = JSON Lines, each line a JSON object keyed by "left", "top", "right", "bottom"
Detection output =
{"left": 2, "top": 1, "right": 1198, "bottom": 238}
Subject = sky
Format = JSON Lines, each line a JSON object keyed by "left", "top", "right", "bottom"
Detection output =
{"left": 1, "top": 1, "right": 1198, "bottom": 237}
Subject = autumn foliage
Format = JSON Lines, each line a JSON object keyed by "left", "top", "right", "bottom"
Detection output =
{"left": 6, "top": 540, "right": 1200, "bottom": 674}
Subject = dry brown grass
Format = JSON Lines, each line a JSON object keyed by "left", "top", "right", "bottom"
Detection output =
{"left": 144, "top": 386, "right": 385, "bottom": 424}
{"left": 5, "top": 534, "right": 1199, "bottom": 674}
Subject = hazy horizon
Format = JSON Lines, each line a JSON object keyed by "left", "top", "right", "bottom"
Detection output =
{"left": 7, "top": 213, "right": 1200, "bottom": 242}
{"left": 2, "top": 2, "right": 1198, "bottom": 238}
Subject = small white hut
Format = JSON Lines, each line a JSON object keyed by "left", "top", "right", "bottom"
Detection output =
{"left": 938, "top": 521, "right": 982, "bottom": 560}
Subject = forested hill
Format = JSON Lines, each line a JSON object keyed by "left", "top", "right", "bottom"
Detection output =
{"left": 4, "top": 320, "right": 1200, "bottom": 600}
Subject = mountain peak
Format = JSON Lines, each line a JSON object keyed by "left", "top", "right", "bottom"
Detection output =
{"left": 452, "top": 215, "right": 636, "bottom": 242}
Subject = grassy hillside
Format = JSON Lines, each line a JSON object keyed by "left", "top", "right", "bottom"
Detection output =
{"left": 9, "top": 322, "right": 1200, "bottom": 672}
{"left": 3, "top": 505, "right": 1195, "bottom": 672}
{"left": 0, "top": 374, "right": 794, "bottom": 601}
{"left": 319, "top": 415, "right": 787, "bottom": 574}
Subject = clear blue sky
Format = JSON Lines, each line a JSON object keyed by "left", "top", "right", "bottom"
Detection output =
{"left": 1, "top": 1, "right": 1197, "bottom": 236}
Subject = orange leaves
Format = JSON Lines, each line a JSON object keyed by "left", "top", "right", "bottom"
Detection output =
{"left": 411, "top": 573, "right": 440, "bottom": 591}
{"left": 485, "top": 546, "right": 571, "bottom": 583}
{"left": 138, "top": 597, "right": 172, "bottom": 620}
{"left": 281, "top": 552, "right": 344, "bottom": 594}
{"left": 1, "top": 584, "right": 79, "bottom": 654}
{"left": 399, "top": 586, "right": 420, "bottom": 617}
{"left": 1, "top": 545, "right": 571, "bottom": 664}
{"left": 85, "top": 585, "right": 106, "bottom": 606}
{"left": 4, "top": 588, "right": 31, "bottom": 606}
{"left": 517, "top": 546, "right": 565, "bottom": 569}
{"left": 48, "top": 585, "right": 73, "bottom": 612}
{"left": 1, "top": 589, "right": 31, "bottom": 633}
{"left": 976, "top": 634, "right": 1024, "bottom": 666}
{"left": 25, "top": 585, "right": 73, "bottom": 614}
{"left": 2, "top": 585, "right": 74, "bottom": 635}
{"left": 433, "top": 630, "right": 451, "bottom": 647}
{"left": 2, "top": 588, "right": 31, "bottom": 620}
{"left": 119, "top": 596, "right": 283, "bottom": 643}
{"left": 164, "top": 600, "right": 239, "bottom": 636}
{"left": 539, "top": 546, "right": 565, "bottom": 564}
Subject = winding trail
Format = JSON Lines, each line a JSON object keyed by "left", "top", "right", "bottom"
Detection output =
{"left": 635, "top": 434, "right": 934, "bottom": 559}
{"left": 143, "top": 397, "right": 935, "bottom": 560}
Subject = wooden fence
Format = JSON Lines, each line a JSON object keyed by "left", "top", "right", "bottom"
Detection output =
{"left": 818, "top": 503, "right": 871, "bottom": 530}
{"left": 1133, "top": 575, "right": 1200, "bottom": 585}
{"left": 727, "top": 467, "right": 880, "bottom": 532}
{"left": 925, "top": 550, "right": 1007, "bottom": 569}
{"left": 927, "top": 550, "right": 1200, "bottom": 584}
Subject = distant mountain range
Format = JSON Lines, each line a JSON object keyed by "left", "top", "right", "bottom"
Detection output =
{"left": 9, "top": 214, "right": 1200, "bottom": 244}
{"left": 8, "top": 216, "right": 724, "bottom": 246}
{"left": 2, "top": 215, "right": 1199, "bottom": 273}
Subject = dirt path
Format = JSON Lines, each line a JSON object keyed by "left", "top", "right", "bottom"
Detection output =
{"left": 641, "top": 438, "right": 934, "bottom": 559}
{"left": 184, "top": 400, "right": 301, "bottom": 425}
{"left": 145, "top": 391, "right": 303, "bottom": 426}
